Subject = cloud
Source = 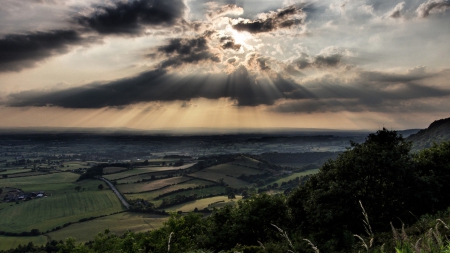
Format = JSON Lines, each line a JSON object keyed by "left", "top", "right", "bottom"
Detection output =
{"left": 76, "top": 0, "right": 186, "bottom": 35}
{"left": 6, "top": 66, "right": 302, "bottom": 108}
{"left": 232, "top": 5, "right": 305, "bottom": 33}
{"left": 220, "top": 36, "right": 241, "bottom": 51}
{"left": 271, "top": 68, "right": 450, "bottom": 113}
{"left": 207, "top": 4, "right": 244, "bottom": 19}
{"left": 416, "top": 0, "right": 450, "bottom": 18}
{"left": 291, "top": 48, "right": 347, "bottom": 70}
{"left": 156, "top": 35, "right": 221, "bottom": 68}
{"left": 0, "top": 30, "right": 85, "bottom": 72}
{"left": 387, "top": 2, "right": 405, "bottom": 18}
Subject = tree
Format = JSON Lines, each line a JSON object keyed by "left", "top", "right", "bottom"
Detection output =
{"left": 228, "top": 192, "right": 235, "bottom": 199}
{"left": 413, "top": 140, "right": 450, "bottom": 213}
{"left": 74, "top": 186, "right": 81, "bottom": 192}
{"left": 98, "top": 184, "right": 104, "bottom": 190}
{"left": 288, "top": 128, "right": 417, "bottom": 251}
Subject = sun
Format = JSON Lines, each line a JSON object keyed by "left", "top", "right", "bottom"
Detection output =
{"left": 226, "top": 25, "right": 253, "bottom": 47}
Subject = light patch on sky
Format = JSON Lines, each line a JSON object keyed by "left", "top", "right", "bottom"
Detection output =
{"left": 0, "top": 0, "right": 449, "bottom": 130}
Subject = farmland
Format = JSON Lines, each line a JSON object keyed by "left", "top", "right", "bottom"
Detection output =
{"left": 164, "top": 195, "right": 243, "bottom": 212}
{"left": 47, "top": 212, "right": 168, "bottom": 243}
{"left": 0, "top": 235, "right": 47, "bottom": 251}
{"left": 116, "top": 176, "right": 193, "bottom": 193}
{"left": 0, "top": 131, "right": 352, "bottom": 251}
{"left": 0, "top": 188, "right": 124, "bottom": 233}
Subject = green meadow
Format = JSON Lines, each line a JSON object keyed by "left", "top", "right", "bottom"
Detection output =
{"left": 116, "top": 176, "right": 192, "bottom": 193}
{"left": 0, "top": 190, "right": 124, "bottom": 233}
{"left": 164, "top": 195, "right": 243, "bottom": 212}
{"left": 0, "top": 235, "right": 47, "bottom": 251}
{"left": 47, "top": 212, "right": 168, "bottom": 243}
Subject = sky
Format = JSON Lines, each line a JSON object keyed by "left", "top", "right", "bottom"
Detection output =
{"left": 0, "top": 0, "right": 449, "bottom": 131}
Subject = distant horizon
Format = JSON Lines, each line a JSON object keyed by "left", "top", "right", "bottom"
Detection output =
{"left": 0, "top": 125, "right": 423, "bottom": 135}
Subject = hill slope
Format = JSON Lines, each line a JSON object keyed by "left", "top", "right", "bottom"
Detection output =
{"left": 407, "top": 117, "right": 450, "bottom": 150}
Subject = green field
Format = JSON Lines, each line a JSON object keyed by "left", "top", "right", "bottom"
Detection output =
{"left": 164, "top": 195, "right": 243, "bottom": 212}
{"left": 0, "top": 168, "right": 32, "bottom": 175}
{"left": 0, "top": 235, "right": 47, "bottom": 251}
{"left": 115, "top": 171, "right": 169, "bottom": 184}
{"left": 231, "top": 156, "right": 262, "bottom": 168}
{"left": 190, "top": 171, "right": 251, "bottom": 188}
{"left": 103, "top": 167, "right": 127, "bottom": 174}
{"left": 47, "top": 212, "right": 168, "bottom": 243}
{"left": 7, "top": 171, "right": 49, "bottom": 178}
{"left": 124, "top": 179, "right": 216, "bottom": 202}
{"left": 266, "top": 169, "right": 319, "bottom": 187}
{"left": 116, "top": 176, "right": 192, "bottom": 193}
{"left": 103, "top": 163, "right": 195, "bottom": 181}
{"left": 0, "top": 172, "right": 79, "bottom": 194}
{"left": 206, "top": 163, "right": 263, "bottom": 177}
{"left": 0, "top": 190, "right": 125, "bottom": 233}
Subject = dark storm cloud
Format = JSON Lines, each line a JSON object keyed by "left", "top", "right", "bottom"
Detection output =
{"left": 158, "top": 37, "right": 208, "bottom": 55}
{"left": 416, "top": 0, "right": 450, "bottom": 17}
{"left": 0, "top": 30, "right": 85, "bottom": 72}
{"left": 6, "top": 66, "right": 303, "bottom": 108}
{"left": 292, "top": 51, "right": 344, "bottom": 70}
{"left": 271, "top": 69, "right": 450, "bottom": 113}
{"left": 220, "top": 36, "right": 241, "bottom": 51}
{"left": 76, "top": 0, "right": 186, "bottom": 35}
{"left": 232, "top": 5, "right": 304, "bottom": 33}
{"left": 156, "top": 36, "right": 221, "bottom": 68}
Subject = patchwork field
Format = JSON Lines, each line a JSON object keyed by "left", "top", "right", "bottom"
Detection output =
{"left": 0, "top": 190, "right": 125, "bottom": 233}
{"left": 0, "top": 235, "right": 47, "bottom": 251}
{"left": 6, "top": 171, "right": 49, "bottom": 178}
{"left": 0, "top": 168, "right": 32, "bottom": 175}
{"left": 205, "top": 163, "right": 263, "bottom": 177}
{"left": 47, "top": 212, "right": 168, "bottom": 243}
{"left": 268, "top": 169, "right": 320, "bottom": 187}
{"left": 116, "top": 176, "right": 193, "bottom": 193}
{"left": 164, "top": 195, "right": 243, "bottom": 212}
{"left": 124, "top": 179, "right": 216, "bottom": 202}
{"left": 115, "top": 171, "right": 173, "bottom": 184}
{"left": 0, "top": 172, "right": 79, "bottom": 194}
{"left": 190, "top": 171, "right": 251, "bottom": 188}
{"left": 103, "top": 164, "right": 194, "bottom": 181}
{"left": 103, "top": 166, "right": 127, "bottom": 174}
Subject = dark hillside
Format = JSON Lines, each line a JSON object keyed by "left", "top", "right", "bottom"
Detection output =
{"left": 407, "top": 117, "right": 450, "bottom": 150}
